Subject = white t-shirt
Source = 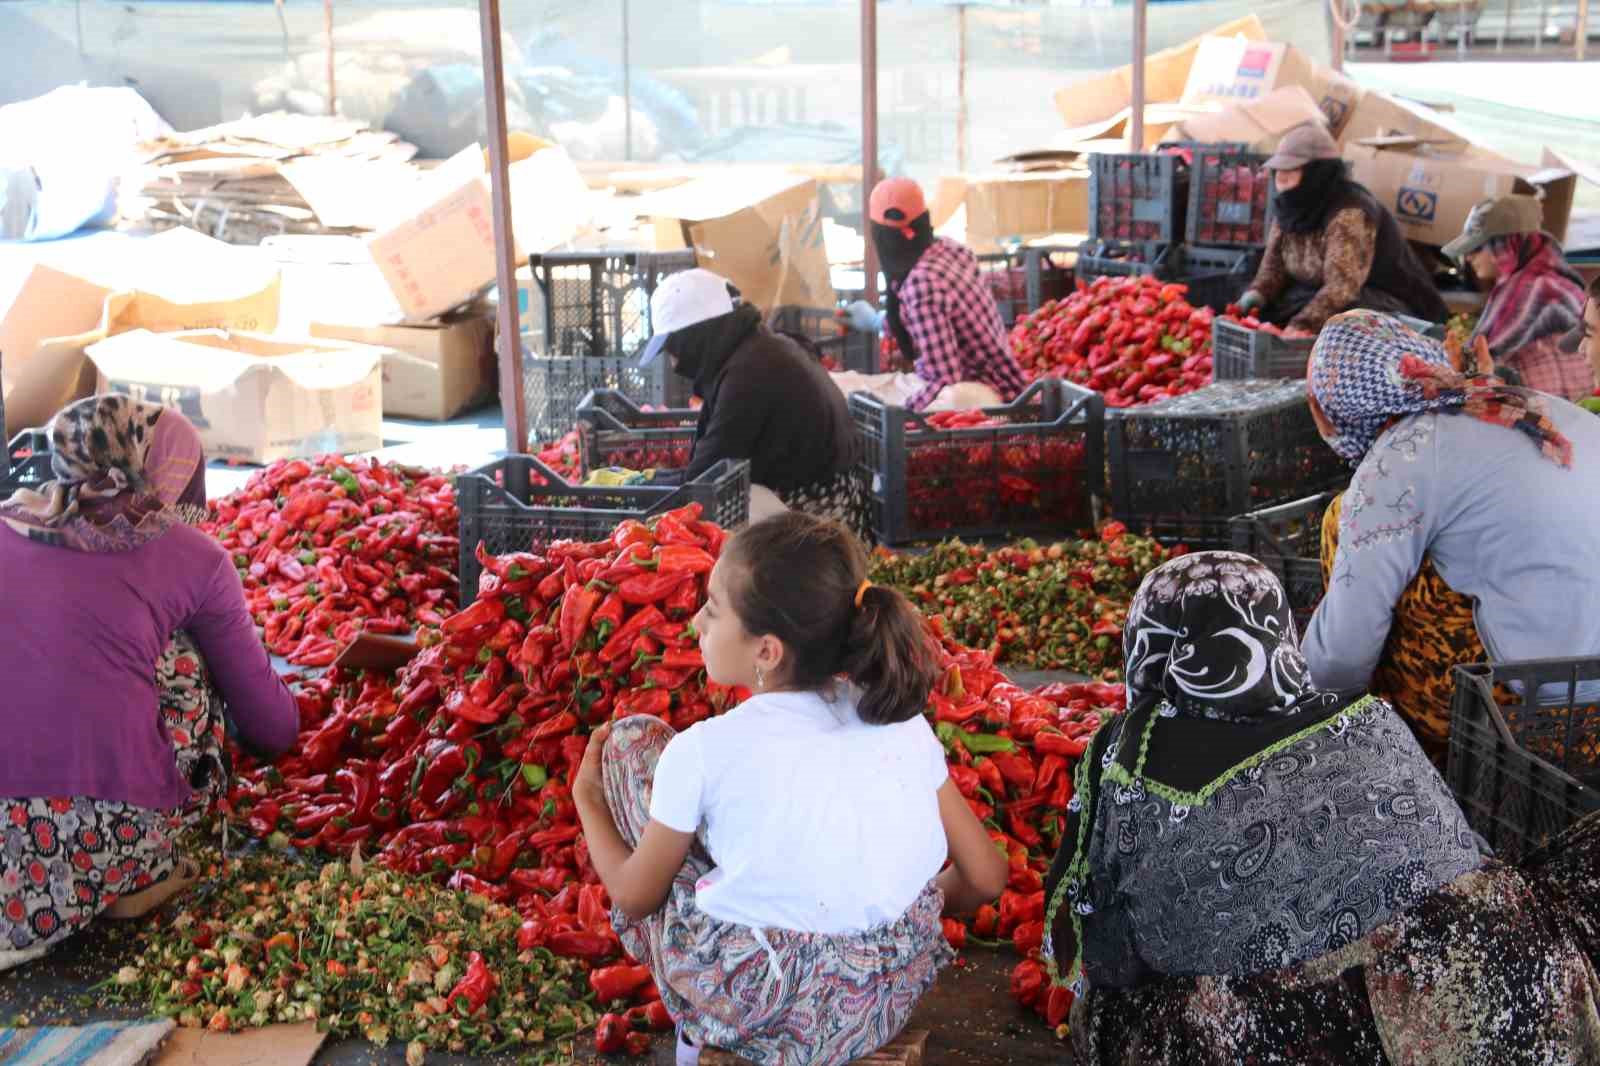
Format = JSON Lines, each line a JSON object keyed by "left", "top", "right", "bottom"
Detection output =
{"left": 648, "top": 688, "right": 950, "bottom": 935}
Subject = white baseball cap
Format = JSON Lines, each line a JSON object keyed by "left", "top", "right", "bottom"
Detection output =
{"left": 637, "top": 268, "right": 738, "bottom": 368}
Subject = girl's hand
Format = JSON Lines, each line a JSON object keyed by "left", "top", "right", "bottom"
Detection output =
{"left": 575, "top": 722, "right": 612, "bottom": 803}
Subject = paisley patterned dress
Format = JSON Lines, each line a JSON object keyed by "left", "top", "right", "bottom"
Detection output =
{"left": 1045, "top": 551, "right": 1600, "bottom": 1065}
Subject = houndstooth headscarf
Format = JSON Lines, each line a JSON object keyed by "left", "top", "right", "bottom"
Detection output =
{"left": 1308, "top": 310, "right": 1573, "bottom": 468}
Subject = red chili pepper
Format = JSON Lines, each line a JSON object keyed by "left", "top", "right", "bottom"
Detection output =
{"left": 1010, "top": 958, "right": 1045, "bottom": 1009}
{"left": 560, "top": 584, "right": 603, "bottom": 653}
{"left": 599, "top": 606, "right": 664, "bottom": 664}
{"left": 941, "top": 917, "right": 967, "bottom": 951}
{"left": 973, "top": 903, "right": 999, "bottom": 939}
{"left": 547, "top": 930, "right": 618, "bottom": 961}
{"left": 442, "top": 596, "right": 506, "bottom": 636}
{"left": 594, "top": 1013, "right": 629, "bottom": 1054}
{"left": 590, "top": 964, "right": 652, "bottom": 1003}
{"left": 617, "top": 570, "right": 690, "bottom": 606}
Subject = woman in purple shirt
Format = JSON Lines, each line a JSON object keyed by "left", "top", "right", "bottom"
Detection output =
{"left": 0, "top": 396, "right": 296, "bottom": 967}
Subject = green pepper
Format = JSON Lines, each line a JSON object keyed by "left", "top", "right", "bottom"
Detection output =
{"left": 521, "top": 763, "right": 549, "bottom": 790}
{"left": 329, "top": 467, "right": 363, "bottom": 499}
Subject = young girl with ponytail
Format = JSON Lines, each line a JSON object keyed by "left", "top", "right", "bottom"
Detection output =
{"left": 573, "top": 512, "right": 1007, "bottom": 1065}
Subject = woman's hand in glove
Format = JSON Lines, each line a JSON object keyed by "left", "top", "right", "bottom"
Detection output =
{"left": 844, "top": 300, "right": 883, "bottom": 333}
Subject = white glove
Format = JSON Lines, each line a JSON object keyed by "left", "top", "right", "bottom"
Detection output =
{"left": 844, "top": 300, "right": 883, "bottom": 333}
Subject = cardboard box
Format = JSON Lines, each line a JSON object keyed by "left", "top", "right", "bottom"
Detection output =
{"left": 311, "top": 309, "right": 495, "bottom": 421}
{"left": 1337, "top": 91, "right": 1472, "bottom": 150}
{"left": 1053, "top": 15, "right": 1268, "bottom": 130}
{"left": 0, "top": 229, "right": 282, "bottom": 430}
{"left": 86, "top": 329, "right": 383, "bottom": 464}
{"left": 1174, "top": 86, "right": 1332, "bottom": 155}
{"left": 645, "top": 171, "right": 833, "bottom": 311}
{"left": 934, "top": 171, "right": 1090, "bottom": 251}
{"left": 368, "top": 145, "right": 592, "bottom": 321}
{"left": 1180, "top": 38, "right": 1364, "bottom": 138}
{"left": 1344, "top": 140, "right": 1578, "bottom": 248}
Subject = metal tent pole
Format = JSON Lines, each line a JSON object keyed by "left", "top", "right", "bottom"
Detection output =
{"left": 478, "top": 0, "right": 529, "bottom": 454}
{"left": 1130, "top": 0, "right": 1147, "bottom": 149}
{"left": 862, "top": 0, "right": 880, "bottom": 306}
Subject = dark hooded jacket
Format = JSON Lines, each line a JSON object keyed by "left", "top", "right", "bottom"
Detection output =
{"left": 664, "top": 304, "right": 858, "bottom": 493}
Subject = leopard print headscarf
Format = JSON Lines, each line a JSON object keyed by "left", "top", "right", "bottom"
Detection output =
{"left": 0, "top": 395, "right": 206, "bottom": 552}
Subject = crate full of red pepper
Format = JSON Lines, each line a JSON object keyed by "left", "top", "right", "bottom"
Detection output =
{"left": 1185, "top": 147, "right": 1273, "bottom": 248}
{"left": 574, "top": 389, "right": 698, "bottom": 477}
{"left": 1106, "top": 380, "right": 1349, "bottom": 547}
{"left": 455, "top": 454, "right": 749, "bottom": 601}
{"left": 849, "top": 378, "right": 1104, "bottom": 546}
{"left": 1007, "top": 274, "right": 1217, "bottom": 408}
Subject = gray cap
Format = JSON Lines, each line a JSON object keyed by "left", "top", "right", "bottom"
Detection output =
{"left": 1442, "top": 195, "right": 1546, "bottom": 264}
{"left": 1263, "top": 122, "right": 1340, "bottom": 172}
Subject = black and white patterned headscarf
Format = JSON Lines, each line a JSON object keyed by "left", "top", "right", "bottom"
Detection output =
{"left": 1123, "top": 551, "right": 1340, "bottom": 723}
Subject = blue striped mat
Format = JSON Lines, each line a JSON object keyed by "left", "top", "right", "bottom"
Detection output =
{"left": 0, "top": 1021, "right": 174, "bottom": 1066}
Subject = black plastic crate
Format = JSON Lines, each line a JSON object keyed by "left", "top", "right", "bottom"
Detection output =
{"left": 1108, "top": 380, "right": 1347, "bottom": 536}
{"left": 455, "top": 456, "right": 750, "bottom": 602}
{"left": 1186, "top": 148, "right": 1273, "bottom": 249}
{"left": 975, "top": 246, "right": 1076, "bottom": 327}
{"left": 1211, "top": 318, "right": 1316, "bottom": 381}
{"left": 1074, "top": 241, "right": 1258, "bottom": 313}
{"left": 0, "top": 430, "right": 52, "bottom": 499}
{"left": 1229, "top": 491, "right": 1340, "bottom": 630}
{"left": 1089, "top": 152, "right": 1186, "bottom": 244}
{"left": 522, "top": 349, "right": 689, "bottom": 446}
{"left": 1212, "top": 313, "right": 1445, "bottom": 381}
{"left": 526, "top": 250, "right": 697, "bottom": 361}
{"left": 767, "top": 306, "right": 879, "bottom": 374}
{"left": 850, "top": 378, "right": 1104, "bottom": 546}
{"left": 1449, "top": 658, "right": 1600, "bottom": 861}
{"left": 521, "top": 250, "right": 698, "bottom": 443}
{"left": 575, "top": 389, "right": 699, "bottom": 477}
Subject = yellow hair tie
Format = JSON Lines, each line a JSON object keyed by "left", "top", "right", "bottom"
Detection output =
{"left": 854, "top": 579, "right": 873, "bottom": 609}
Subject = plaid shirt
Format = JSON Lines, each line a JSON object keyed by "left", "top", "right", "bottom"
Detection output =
{"left": 1504, "top": 335, "right": 1595, "bottom": 403}
{"left": 892, "top": 238, "right": 1030, "bottom": 411}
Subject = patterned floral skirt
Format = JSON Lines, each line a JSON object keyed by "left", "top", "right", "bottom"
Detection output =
{"left": 1321, "top": 492, "right": 1487, "bottom": 764}
{"left": 0, "top": 633, "right": 223, "bottom": 963}
{"left": 1071, "top": 811, "right": 1600, "bottom": 1066}
{"left": 602, "top": 715, "right": 952, "bottom": 1066}
{"left": 779, "top": 468, "right": 876, "bottom": 546}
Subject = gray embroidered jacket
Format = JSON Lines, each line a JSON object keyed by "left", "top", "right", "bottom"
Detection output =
{"left": 1304, "top": 400, "right": 1600, "bottom": 692}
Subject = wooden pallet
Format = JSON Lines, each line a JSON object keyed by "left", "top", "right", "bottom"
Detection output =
{"left": 700, "top": 1029, "right": 928, "bottom": 1065}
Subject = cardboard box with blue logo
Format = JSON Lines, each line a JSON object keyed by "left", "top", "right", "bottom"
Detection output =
{"left": 1344, "top": 139, "right": 1582, "bottom": 251}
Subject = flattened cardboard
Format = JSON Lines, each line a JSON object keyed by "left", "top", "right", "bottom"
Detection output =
{"left": 87, "top": 329, "right": 383, "bottom": 464}
{"left": 645, "top": 171, "right": 832, "bottom": 311}
{"left": 1052, "top": 15, "right": 1268, "bottom": 129}
{"left": 311, "top": 308, "right": 495, "bottom": 421}
{"left": 368, "top": 145, "right": 591, "bottom": 321}
{"left": 1344, "top": 140, "right": 1579, "bottom": 248}
{"left": 1174, "top": 86, "right": 1330, "bottom": 154}
{"left": 154, "top": 1021, "right": 326, "bottom": 1066}
{"left": 939, "top": 171, "right": 1090, "bottom": 251}
{"left": 1338, "top": 91, "right": 1471, "bottom": 150}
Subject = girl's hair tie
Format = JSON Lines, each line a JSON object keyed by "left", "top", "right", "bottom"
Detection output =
{"left": 854, "top": 579, "right": 873, "bottom": 609}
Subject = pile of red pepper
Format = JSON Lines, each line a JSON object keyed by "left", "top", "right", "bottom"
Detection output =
{"left": 1009, "top": 275, "right": 1216, "bottom": 408}
{"left": 897, "top": 410, "right": 1094, "bottom": 536}
{"left": 219, "top": 503, "right": 1130, "bottom": 1053}
{"left": 201, "top": 458, "right": 460, "bottom": 667}
{"left": 871, "top": 523, "right": 1171, "bottom": 675}
{"left": 534, "top": 430, "right": 584, "bottom": 482}
{"left": 925, "top": 642, "right": 1124, "bottom": 1034}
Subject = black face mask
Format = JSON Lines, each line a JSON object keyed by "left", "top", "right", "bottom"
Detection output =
{"left": 872, "top": 213, "right": 936, "bottom": 365}
{"left": 1273, "top": 159, "right": 1352, "bottom": 235}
